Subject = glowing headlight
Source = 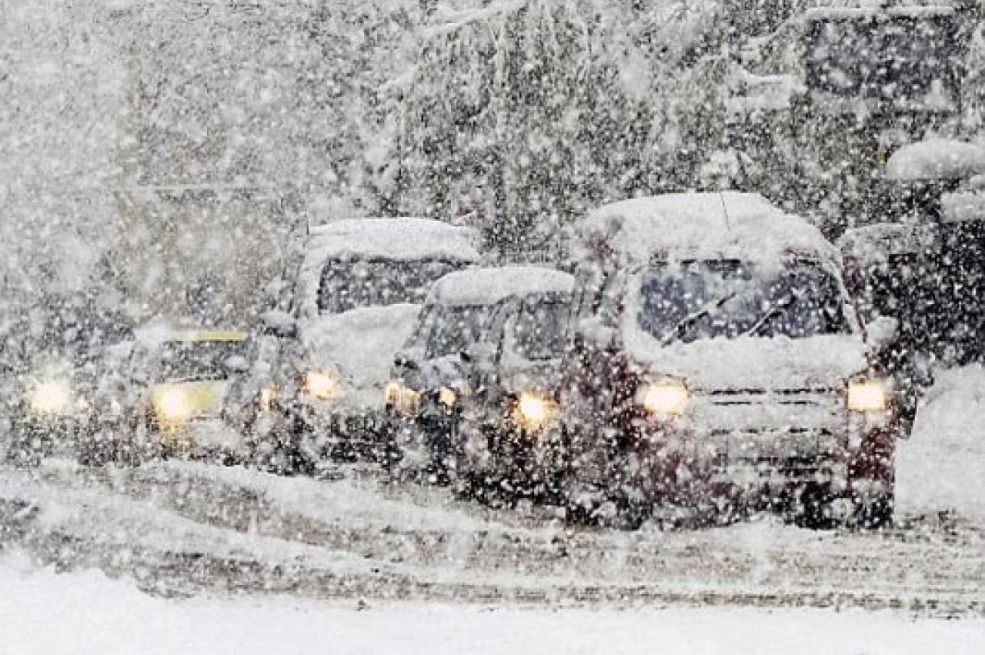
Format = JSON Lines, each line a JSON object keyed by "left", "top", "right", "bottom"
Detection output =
{"left": 847, "top": 379, "right": 889, "bottom": 413}
{"left": 640, "top": 380, "right": 688, "bottom": 416}
{"left": 305, "top": 370, "right": 342, "bottom": 400}
{"left": 439, "top": 387, "right": 457, "bottom": 409}
{"left": 513, "top": 391, "right": 559, "bottom": 431}
{"left": 385, "top": 380, "right": 421, "bottom": 417}
{"left": 29, "top": 380, "right": 73, "bottom": 415}
{"left": 259, "top": 385, "right": 277, "bottom": 411}
{"left": 155, "top": 387, "right": 193, "bottom": 424}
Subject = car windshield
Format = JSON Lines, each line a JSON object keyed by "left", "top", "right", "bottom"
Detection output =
{"left": 426, "top": 305, "right": 490, "bottom": 359}
{"left": 318, "top": 258, "right": 463, "bottom": 314}
{"left": 638, "top": 260, "right": 848, "bottom": 343}
{"left": 513, "top": 295, "right": 570, "bottom": 360}
{"left": 155, "top": 340, "right": 248, "bottom": 382}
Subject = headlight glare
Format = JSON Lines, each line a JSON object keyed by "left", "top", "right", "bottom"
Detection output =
{"left": 29, "top": 380, "right": 73, "bottom": 415}
{"left": 847, "top": 379, "right": 889, "bottom": 412}
{"left": 439, "top": 387, "right": 457, "bottom": 408}
{"left": 305, "top": 370, "right": 342, "bottom": 400}
{"left": 640, "top": 379, "right": 688, "bottom": 416}
{"left": 513, "top": 391, "right": 559, "bottom": 431}
{"left": 155, "top": 387, "right": 194, "bottom": 424}
{"left": 385, "top": 380, "right": 421, "bottom": 417}
{"left": 259, "top": 385, "right": 277, "bottom": 411}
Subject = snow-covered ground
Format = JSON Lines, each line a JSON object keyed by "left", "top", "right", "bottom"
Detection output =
{"left": 897, "top": 365, "right": 985, "bottom": 521}
{"left": 2, "top": 458, "right": 984, "bottom": 617}
{"left": 2, "top": 550, "right": 983, "bottom": 655}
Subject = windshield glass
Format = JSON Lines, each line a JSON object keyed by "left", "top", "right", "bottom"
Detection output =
{"left": 318, "top": 259, "right": 463, "bottom": 314}
{"left": 638, "top": 261, "right": 848, "bottom": 343}
{"left": 155, "top": 340, "right": 248, "bottom": 382}
{"left": 513, "top": 296, "right": 570, "bottom": 360}
{"left": 426, "top": 305, "right": 490, "bottom": 359}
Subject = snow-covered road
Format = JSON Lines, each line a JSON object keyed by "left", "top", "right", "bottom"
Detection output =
{"left": 1, "top": 459, "right": 983, "bottom": 618}
{"left": 2, "top": 550, "right": 983, "bottom": 655}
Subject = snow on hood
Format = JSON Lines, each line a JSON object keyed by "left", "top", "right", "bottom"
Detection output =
{"left": 884, "top": 138, "right": 985, "bottom": 183}
{"left": 428, "top": 266, "right": 575, "bottom": 306}
{"left": 300, "top": 304, "right": 420, "bottom": 408}
{"left": 579, "top": 193, "right": 836, "bottom": 264}
{"left": 622, "top": 317, "right": 867, "bottom": 391}
{"left": 416, "top": 354, "right": 471, "bottom": 392}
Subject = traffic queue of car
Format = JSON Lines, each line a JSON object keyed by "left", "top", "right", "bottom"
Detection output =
{"left": 1, "top": 191, "right": 908, "bottom": 529}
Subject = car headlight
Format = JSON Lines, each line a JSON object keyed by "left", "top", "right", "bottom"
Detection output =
{"left": 439, "top": 387, "right": 457, "bottom": 409}
{"left": 29, "top": 379, "right": 73, "bottom": 415}
{"left": 639, "top": 379, "right": 688, "bottom": 416}
{"left": 154, "top": 387, "right": 194, "bottom": 424}
{"left": 385, "top": 380, "right": 421, "bottom": 417}
{"left": 513, "top": 391, "right": 559, "bottom": 432}
{"left": 847, "top": 379, "right": 889, "bottom": 413}
{"left": 304, "top": 370, "right": 342, "bottom": 400}
{"left": 258, "top": 385, "right": 277, "bottom": 411}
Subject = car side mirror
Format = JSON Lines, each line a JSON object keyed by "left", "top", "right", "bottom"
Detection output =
{"left": 261, "top": 310, "right": 298, "bottom": 339}
{"left": 866, "top": 316, "right": 899, "bottom": 352}
{"left": 393, "top": 351, "right": 419, "bottom": 371}
{"left": 462, "top": 343, "right": 496, "bottom": 367}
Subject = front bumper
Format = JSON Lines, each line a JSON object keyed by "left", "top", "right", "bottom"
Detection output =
{"left": 284, "top": 401, "right": 387, "bottom": 461}
{"left": 459, "top": 417, "right": 566, "bottom": 498}
{"left": 565, "top": 424, "right": 895, "bottom": 511}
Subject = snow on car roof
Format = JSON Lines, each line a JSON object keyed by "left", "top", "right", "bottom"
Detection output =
{"left": 579, "top": 192, "right": 835, "bottom": 264}
{"left": 304, "top": 218, "right": 481, "bottom": 267}
{"left": 428, "top": 266, "right": 574, "bottom": 307}
{"left": 804, "top": 3, "right": 957, "bottom": 20}
{"left": 883, "top": 138, "right": 985, "bottom": 182}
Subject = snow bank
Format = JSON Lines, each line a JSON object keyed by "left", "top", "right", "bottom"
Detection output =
{"left": 581, "top": 193, "right": 837, "bottom": 264}
{"left": 896, "top": 365, "right": 985, "bottom": 521}
{"left": 884, "top": 139, "right": 985, "bottom": 182}
{"left": 2, "top": 551, "right": 983, "bottom": 655}
{"left": 429, "top": 266, "right": 574, "bottom": 307}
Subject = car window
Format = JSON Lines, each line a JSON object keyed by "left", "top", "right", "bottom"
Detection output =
{"left": 513, "top": 296, "right": 571, "bottom": 360}
{"left": 638, "top": 260, "right": 849, "bottom": 343}
{"left": 318, "top": 258, "right": 462, "bottom": 314}
{"left": 426, "top": 305, "right": 490, "bottom": 359}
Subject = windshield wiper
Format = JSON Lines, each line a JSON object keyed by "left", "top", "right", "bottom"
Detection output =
{"left": 740, "top": 293, "right": 796, "bottom": 338}
{"left": 660, "top": 292, "right": 737, "bottom": 346}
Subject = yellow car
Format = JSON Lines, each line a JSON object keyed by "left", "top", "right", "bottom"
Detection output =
{"left": 131, "top": 329, "right": 250, "bottom": 458}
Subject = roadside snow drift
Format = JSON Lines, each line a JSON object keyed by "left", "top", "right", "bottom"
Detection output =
{"left": 896, "top": 365, "right": 985, "bottom": 521}
{"left": 2, "top": 551, "right": 983, "bottom": 655}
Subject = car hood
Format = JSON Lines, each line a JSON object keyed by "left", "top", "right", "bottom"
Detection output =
{"left": 416, "top": 355, "right": 471, "bottom": 392}
{"left": 623, "top": 327, "right": 869, "bottom": 391}
{"left": 497, "top": 355, "right": 564, "bottom": 396}
{"left": 301, "top": 304, "right": 420, "bottom": 407}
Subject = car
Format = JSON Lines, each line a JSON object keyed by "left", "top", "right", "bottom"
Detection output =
{"left": 246, "top": 217, "right": 482, "bottom": 473}
{"left": 385, "top": 266, "right": 575, "bottom": 489}
{"left": 127, "top": 328, "right": 251, "bottom": 461}
{"left": 557, "top": 192, "right": 905, "bottom": 528}
{"left": 2, "top": 296, "right": 133, "bottom": 466}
